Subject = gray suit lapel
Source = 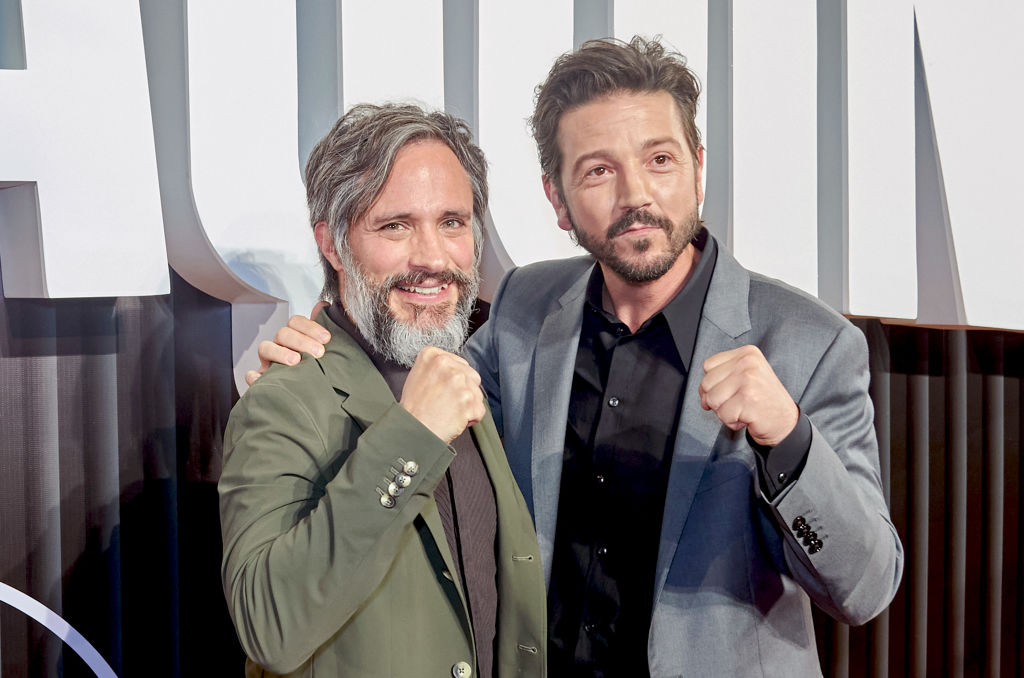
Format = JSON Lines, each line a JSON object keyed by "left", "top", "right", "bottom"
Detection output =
{"left": 531, "top": 268, "right": 590, "bottom": 583}
{"left": 653, "top": 245, "right": 753, "bottom": 605}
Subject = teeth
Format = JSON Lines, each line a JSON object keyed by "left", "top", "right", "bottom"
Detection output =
{"left": 398, "top": 283, "right": 449, "bottom": 295}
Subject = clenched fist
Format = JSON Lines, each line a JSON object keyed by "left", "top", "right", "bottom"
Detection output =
{"left": 698, "top": 345, "right": 799, "bottom": 447}
{"left": 400, "top": 346, "right": 486, "bottom": 444}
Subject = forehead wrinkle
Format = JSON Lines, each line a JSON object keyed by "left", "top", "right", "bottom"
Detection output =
{"left": 641, "top": 136, "right": 685, "bottom": 151}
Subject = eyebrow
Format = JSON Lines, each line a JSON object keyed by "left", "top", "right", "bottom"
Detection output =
{"left": 370, "top": 208, "right": 472, "bottom": 225}
{"left": 641, "top": 137, "right": 685, "bottom": 152}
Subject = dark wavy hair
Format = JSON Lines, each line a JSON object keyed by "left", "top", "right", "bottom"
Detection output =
{"left": 530, "top": 35, "right": 702, "bottom": 193}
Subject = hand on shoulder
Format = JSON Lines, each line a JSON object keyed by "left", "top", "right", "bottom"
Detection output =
{"left": 244, "top": 301, "right": 332, "bottom": 386}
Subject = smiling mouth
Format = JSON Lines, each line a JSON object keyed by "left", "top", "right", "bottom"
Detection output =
{"left": 396, "top": 282, "right": 451, "bottom": 296}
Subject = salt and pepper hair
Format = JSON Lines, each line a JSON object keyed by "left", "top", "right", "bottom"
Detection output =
{"left": 305, "top": 103, "right": 488, "bottom": 301}
{"left": 530, "top": 35, "right": 702, "bottom": 193}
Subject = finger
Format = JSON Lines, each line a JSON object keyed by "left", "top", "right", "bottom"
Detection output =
{"left": 287, "top": 315, "right": 331, "bottom": 344}
{"left": 703, "top": 345, "right": 763, "bottom": 374}
{"left": 258, "top": 339, "right": 302, "bottom": 367}
{"left": 702, "top": 347, "right": 744, "bottom": 373}
{"left": 711, "top": 395, "right": 749, "bottom": 431}
{"left": 699, "top": 359, "right": 735, "bottom": 398}
{"left": 274, "top": 326, "right": 326, "bottom": 358}
{"left": 445, "top": 352, "right": 471, "bottom": 368}
{"left": 244, "top": 369, "right": 262, "bottom": 387}
{"left": 700, "top": 369, "right": 744, "bottom": 415}
{"left": 467, "top": 394, "right": 487, "bottom": 427}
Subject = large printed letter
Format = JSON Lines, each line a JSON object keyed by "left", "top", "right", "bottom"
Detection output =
{"left": 0, "top": 1, "right": 166, "bottom": 298}
{"left": 914, "top": 2, "right": 1024, "bottom": 330}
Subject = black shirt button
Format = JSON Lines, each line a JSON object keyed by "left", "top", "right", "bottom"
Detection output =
{"left": 777, "top": 472, "right": 787, "bottom": 484}
{"left": 596, "top": 546, "right": 609, "bottom": 557}
{"left": 792, "top": 516, "right": 807, "bottom": 530}
{"left": 584, "top": 623, "right": 596, "bottom": 634}
{"left": 608, "top": 397, "right": 620, "bottom": 407}
{"left": 595, "top": 474, "right": 606, "bottom": 485}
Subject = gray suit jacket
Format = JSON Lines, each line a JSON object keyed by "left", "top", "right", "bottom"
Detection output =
{"left": 220, "top": 312, "right": 547, "bottom": 677}
{"left": 465, "top": 237, "right": 903, "bottom": 677}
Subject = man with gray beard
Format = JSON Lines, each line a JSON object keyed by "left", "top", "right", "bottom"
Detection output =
{"left": 218, "top": 104, "right": 547, "bottom": 678}
{"left": 253, "top": 37, "right": 902, "bottom": 677}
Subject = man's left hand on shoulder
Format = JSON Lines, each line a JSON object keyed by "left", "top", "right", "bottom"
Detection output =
{"left": 699, "top": 345, "right": 799, "bottom": 448}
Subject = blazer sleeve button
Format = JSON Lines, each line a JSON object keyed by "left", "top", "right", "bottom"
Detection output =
{"left": 452, "top": 661, "right": 473, "bottom": 677}
{"left": 376, "top": 487, "right": 396, "bottom": 508}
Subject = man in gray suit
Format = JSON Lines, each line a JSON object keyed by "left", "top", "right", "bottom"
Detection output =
{"left": 258, "top": 37, "right": 903, "bottom": 677}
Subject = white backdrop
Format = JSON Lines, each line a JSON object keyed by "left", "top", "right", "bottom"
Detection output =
{"left": 1, "top": 0, "right": 1021, "bottom": 393}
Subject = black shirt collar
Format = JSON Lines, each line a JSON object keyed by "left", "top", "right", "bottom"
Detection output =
{"left": 583, "top": 227, "right": 718, "bottom": 371}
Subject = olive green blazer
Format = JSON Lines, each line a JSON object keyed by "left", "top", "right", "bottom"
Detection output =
{"left": 219, "top": 313, "right": 546, "bottom": 677}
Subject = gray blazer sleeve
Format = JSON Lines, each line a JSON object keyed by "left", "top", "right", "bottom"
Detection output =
{"left": 764, "top": 320, "right": 903, "bottom": 626}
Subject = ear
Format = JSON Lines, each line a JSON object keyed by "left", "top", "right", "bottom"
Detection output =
{"left": 314, "top": 221, "right": 344, "bottom": 271}
{"left": 542, "top": 174, "right": 574, "bottom": 232}
{"left": 694, "top": 145, "right": 705, "bottom": 206}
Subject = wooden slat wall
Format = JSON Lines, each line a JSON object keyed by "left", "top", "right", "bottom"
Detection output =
{"left": 818, "top": 321, "right": 1023, "bottom": 677}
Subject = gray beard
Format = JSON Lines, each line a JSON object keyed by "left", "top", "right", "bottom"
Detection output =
{"left": 340, "top": 249, "right": 479, "bottom": 367}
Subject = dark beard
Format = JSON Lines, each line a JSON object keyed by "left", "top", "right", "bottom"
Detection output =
{"left": 570, "top": 207, "right": 701, "bottom": 283}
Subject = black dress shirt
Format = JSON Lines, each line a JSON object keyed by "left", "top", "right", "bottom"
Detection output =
{"left": 547, "top": 232, "right": 718, "bottom": 676}
{"left": 547, "top": 229, "right": 812, "bottom": 676}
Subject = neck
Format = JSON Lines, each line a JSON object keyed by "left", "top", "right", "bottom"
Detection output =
{"left": 601, "top": 244, "right": 699, "bottom": 332}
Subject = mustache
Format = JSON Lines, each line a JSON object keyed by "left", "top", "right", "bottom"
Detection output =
{"left": 606, "top": 209, "right": 674, "bottom": 240}
{"left": 383, "top": 268, "right": 476, "bottom": 290}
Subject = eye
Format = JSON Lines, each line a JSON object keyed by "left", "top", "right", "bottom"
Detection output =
{"left": 586, "top": 166, "right": 608, "bottom": 177}
{"left": 652, "top": 154, "right": 671, "bottom": 165}
{"left": 441, "top": 218, "right": 467, "bottom": 229}
{"left": 380, "top": 222, "right": 406, "bottom": 231}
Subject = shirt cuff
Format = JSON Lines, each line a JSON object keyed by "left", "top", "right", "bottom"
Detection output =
{"left": 749, "top": 412, "right": 812, "bottom": 500}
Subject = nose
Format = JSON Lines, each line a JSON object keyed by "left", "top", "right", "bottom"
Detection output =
{"left": 407, "top": 226, "right": 448, "bottom": 273}
{"left": 618, "top": 162, "right": 653, "bottom": 212}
